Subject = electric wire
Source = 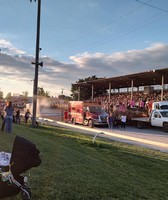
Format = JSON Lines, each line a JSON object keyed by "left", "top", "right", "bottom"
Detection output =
{"left": 65, "top": 0, "right": 153, "bottom": 47}
{"left": 71, "top": 12, "right": 166, "bottom": 53}
{"left": 65, "top": 0, "right": 166, "bottom": 53}
{"left": 136, "top": 0, "right": 168, "bottom": 13}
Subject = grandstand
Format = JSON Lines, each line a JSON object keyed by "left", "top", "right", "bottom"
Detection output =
{"left": 72, "top": 67, "right": 168, "bottom": 102}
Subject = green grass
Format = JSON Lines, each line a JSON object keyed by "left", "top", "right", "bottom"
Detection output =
{"left": 1, "top": 121, "right": 168, "bottom": 200}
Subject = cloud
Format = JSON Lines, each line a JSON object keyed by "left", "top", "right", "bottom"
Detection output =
{"left": 70, "top": 43, "right": 168, "bottom": 77}
{"left": 88, "top": 0, "right": 98, "bottom": 8}
{"left": 0, "top": 41, "right": 168, "bottom": 97}
{"left": 0, "top": 39, "right": 26, "bottom": 55}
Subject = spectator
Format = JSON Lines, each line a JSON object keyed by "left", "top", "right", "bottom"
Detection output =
{"left": 25, "top": 109, "right": 31, "bottom": 124}
{"left": 1, "top": 111, "right": 5, "bottom": 132}
{"left": 64, "top": 110, "right": 68, "bottom": 123}
{"left": 1, "top": 111, "right": 4, "bottom": 121}
{"left": 4, "top": 101, "right": 14, "bottom": 133}
{"left": 15, "top": 109, "right": 20, "bottom": 124}
{"left": 120, "top": 113, "right": 127, "bottom": 130}
{"left": 107, "top": 113, "right": 113, "bottom": 130}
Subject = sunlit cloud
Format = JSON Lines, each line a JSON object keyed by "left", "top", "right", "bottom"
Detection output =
{"left": 0, "top": 39, "right": 26, "bottom": 55}
{"left": 0, "top": 40, "right": 168, "bottom": 97}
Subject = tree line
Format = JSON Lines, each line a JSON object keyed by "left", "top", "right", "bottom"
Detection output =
{"left": 0, "top": 76, "right": 105, "bottom": 101}
{"left": 70, "top": 75, "right": 107, "bottom": 100}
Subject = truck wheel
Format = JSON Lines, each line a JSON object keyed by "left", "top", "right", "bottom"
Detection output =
{"left": 88, "top": 120, "right": 94, "bottom": 128}
{"left": 163, "top": 124, "right": 168, "bottom": 133}
{"left": 137, "top": 122, "right": 145, "bottom": 129}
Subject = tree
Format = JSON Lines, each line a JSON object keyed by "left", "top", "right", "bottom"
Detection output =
{"left": 5, "top": 92, "right": 12, "bottom": 101}
{"left": 58, "top": 94, "right": 72, "bottom": 101}
{"left": 22, "top": 91, "right": 29, "bottom": 97}
{"left": 71, "top": 75, "right": 107, "bottom": 100}
{"left": 22, "top": 91, "right": 29, "bottom": 102}
{"left": 45, "top": 91, "right": 50, "bottom": 97}
{"left": 0, "top": 90, "right": 3, "bottom": 99}
{"left": 38, "top": 87, "right": 50, "bottom": 97}
{"left": 38, "top": 87, "right": 45, "bottom": 96}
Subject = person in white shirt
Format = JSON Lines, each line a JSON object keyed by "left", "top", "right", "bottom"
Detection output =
{"left": 121, "top": 113, "right": 127, "bottom": 129}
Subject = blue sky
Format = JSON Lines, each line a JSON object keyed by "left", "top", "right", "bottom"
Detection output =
{"left": 0, "top": 0, "right": 168, "bottom": 97}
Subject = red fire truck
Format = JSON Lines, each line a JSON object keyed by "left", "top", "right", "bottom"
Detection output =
{"left": 68, "top": 101, "right": 108, "bottom": 128}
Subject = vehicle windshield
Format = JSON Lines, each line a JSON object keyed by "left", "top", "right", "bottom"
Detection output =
{"left": 88, "top": 106, "right": 104, "bottom": 113}
{"left": 160, "top": 105, "right": 168, "bottom": 109}
{"left": 160, "top": 111, "right": 168, "bottom": 117}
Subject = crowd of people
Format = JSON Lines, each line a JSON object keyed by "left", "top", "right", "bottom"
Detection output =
{"left": 92, "top": 91, "right": 168, "bottom": 113}
{"left": 1, "top": 90, "right": 168, "bottom": 133}
{"left": 107, "top": 112, "right": 127, "bottom": 130}
{"left": 90, "top": 90, "right": 168, "bottom": 130}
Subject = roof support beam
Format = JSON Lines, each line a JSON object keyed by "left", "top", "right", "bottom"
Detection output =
{"left": 131, "top": 79, "right": 134, "bottom": 100}
{"left": 91, "top": 85, "right": 94, "bottom": 102}
{"left": 109, "top": 82, "right": 111, "bottom": 102}
{"left": 161, "top": 74, "right": 164, "bottom": 101}
{"left": 78, "top": 86, "right": 80, "bottom": 101}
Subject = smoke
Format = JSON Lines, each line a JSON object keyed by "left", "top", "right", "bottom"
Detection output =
{"left": 25, "top": 97, "right": 51, "bottom": 117}
{"left": 37, "top": 97, "right": 50, "bottom": 117}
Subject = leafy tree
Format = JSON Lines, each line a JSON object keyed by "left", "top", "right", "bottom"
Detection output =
{"left": 5, "top": 92, "right": 12, "bottom": 101}
{"left": 58, "top": 94, "right": 72, "bottom": 101}
{"left": 45, "top": 90, "right": 50, "bottom": 97}
{"left": 38, "top": 87, "right": 45, "bottom": 96}
{"left": 71, "top": 75, "right": 107, "bottom": 100}
{"left": 22, "top": 91, "right": 29, "bottom": 97}
{"left": 0, "top": 90, "right": 3, "bottom": 99}
{"left": 22, "top": 91, "right": 29, "bottom": 102}
{"left": 38, "top": 87, "right": 50, "bottom": 97}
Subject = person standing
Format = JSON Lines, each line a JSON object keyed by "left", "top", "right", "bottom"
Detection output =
{"left": 63, "top": 110, "right": 68, "bottom": 123}
{"left": 107, "top": 113, "right": 113, "bottom": 130}
{"left": 15, "top": 109, "right": 20, "bottom": 124}
{"left": 1, "top": 111, "right": 4, "bottom": 121}
{"left": 121, "top": 113, "right": 127, "bottom": 130}
{"left": 25, "top": 109, "right": 31, "bottom": 124}
{"left": 4, "top": 101, "right": 14, "bottom": 133}
{"left": 1, "top": 111, "right": 5, "bottom": 132}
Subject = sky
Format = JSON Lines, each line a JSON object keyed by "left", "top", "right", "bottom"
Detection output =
{"left": 0, "top": 0, "right": 168, "bottom": 97}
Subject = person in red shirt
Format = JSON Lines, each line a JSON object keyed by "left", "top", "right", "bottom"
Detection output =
{"left": 64, "top": 110, "right": 68, "bottom": 123}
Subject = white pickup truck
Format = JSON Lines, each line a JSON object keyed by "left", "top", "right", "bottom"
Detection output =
{"left": 131, "top": 101, "right": 168, "bottom": 132}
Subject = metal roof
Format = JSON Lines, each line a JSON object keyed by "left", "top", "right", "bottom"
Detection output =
{"left": 72, "top": 68, "right": 168, "bottom": 90}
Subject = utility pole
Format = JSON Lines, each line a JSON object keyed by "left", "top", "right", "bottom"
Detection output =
{"left": 61, "top": 88, "right": 64, "bottom": 95}
{"left": 30, "top": 0, "right": 43, "bottom": 127}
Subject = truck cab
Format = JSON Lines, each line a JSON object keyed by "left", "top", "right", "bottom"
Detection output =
{"left": 83, "top": 104, "right": 108, "bottom": 127}
{"left": 131, "top": 101, "right": 168, "bottom": 132}
{"left": 152, "top": 101, "right": 168, "bottom": 110}
{"left": 150, "top": 110, "right": 168, "bottom": 132}
{"left": 68, "top": 101, "right": 108, "bottom": 128}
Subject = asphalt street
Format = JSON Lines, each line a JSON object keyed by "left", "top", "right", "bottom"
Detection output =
{"left": 43, "top": 119, "right": 168, "bottom": 153}
{"left": 38, "top": 107, "right": 168, "bottom": 153}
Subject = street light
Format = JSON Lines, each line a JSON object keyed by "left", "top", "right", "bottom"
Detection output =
{"left": 30, "top": 0, "right": 42, "bottom": 127}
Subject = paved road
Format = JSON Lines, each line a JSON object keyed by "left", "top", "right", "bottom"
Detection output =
{"left": 44, "top": 119, "right": 168, "bottom": 153}
{"left": 38, "top": 107, "right": 168, "bottom": 153}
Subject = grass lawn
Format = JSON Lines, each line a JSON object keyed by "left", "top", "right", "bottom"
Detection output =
{"left": 0, "top": 121, "right": 168, "bottom": 200}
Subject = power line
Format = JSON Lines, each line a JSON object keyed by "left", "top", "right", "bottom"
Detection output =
{"left": 66, "top": 0, "right": 167, "bottom": 53}
{"left": 55, "top": 1, "right": 167, "bottom": 56}
{"left": 74, "top": 11, "right": 165, "bottom": 52}
{"left": 65, "top": 1, "right": 153, "bottom": 48}
{"left": 136, "top": 0, "right": 168, "bottom": 13}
